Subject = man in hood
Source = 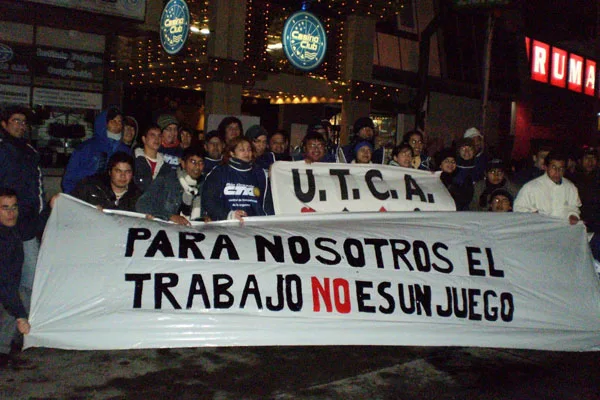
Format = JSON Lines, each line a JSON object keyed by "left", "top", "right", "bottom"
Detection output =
{"left": 62, "top": 107, "right": 131, "bottom": 193}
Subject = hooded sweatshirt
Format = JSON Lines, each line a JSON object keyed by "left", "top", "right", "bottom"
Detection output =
{"left": 62, "top": 108, "right": 132, "bottom": 193}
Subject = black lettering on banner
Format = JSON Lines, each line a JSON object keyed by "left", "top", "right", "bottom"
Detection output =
{"left": 125, "top": 273, "right": 151, "bottom": 308}
{"left": 210, "top": 235, "right": 239, "bottom": 260}
{"left": 356, "top": 281, "right": 376, "bottom": 313}
{"left": 390, "top": 239, "right": 414, "bottom": 270}
{"left": 315, "top": 238, "right": 342, "bottom": 265}
{"left": 146, "top": 230, "right": 175, "bottom": 258}
{"left": 125, "top": 228, "right": 151, "bottom": 257}
{"left": 344, "top": 238, "right": 366, "bottom": 267}
{"left": 483, "top": 290, "right": 497, "bottom": 320}
{"left": 240, "top": 274, "right": 263, "bottom": 309}
{"left": 486, "top": 248, "right": 504, "bottom": 277}
{"left": 432, "top": 242, "right": 454, "bottom": 273}
{"left": 292, "top": 168, "right": 316, "bottom": 202}
{"left": 285, "top": 274, "right": 303, "bottom": 312}
{"left": 255, "top": 235, "right": 284, "bottom": 262}
{"left": 179, "top": 232, "right": 205, "bottom": 259}
{"left": 288, "top": 236, "right": 310, "bottom": 264}
{"left": 452, "top": 287, "right": 468, "bottom": 318}
{"left": 413, "top": 240, "right": 431, "bottom": 272}
{"left": 468, "top": 288, "right": 482, "bottom": 321}
{"left": 155, "top": 273, "right": 181, "bottom": 309}
{"left": 466, "top": 246, "right": 485, "bottom": 276}
{"left": 364, "top": 238, "right": 389, "bottom": 268}
{"left": 365, "top": 169, "right": 390, "bottom": 200}
{"left": 213, "top": 274, "right": 234, "bottom": 308}
{"left": 186, "top": 274, "right": 211, "bottom": 309}
{"left": 436, "top": 287, "right": 452, "bottom": 317}
{"left": 500, "top": 292, "right": 514, "bottom": 322}
{"left": 404, "top": 175, "right": 427, "bottom": 202}
{"left": 377, "top": 282, "right": 395, "bottom": 314}
{"left": 329, "top": 169, "right": 351, "bottom": 200}
{"left": 266, "top": 274, "right": 285, "bottom": 311}
{"left": 398, "top": 283, "right": 432, "bottom": 316}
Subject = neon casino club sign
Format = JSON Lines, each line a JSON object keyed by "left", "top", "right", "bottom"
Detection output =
{"left": 282, "top": 11, "right": 327, "bottom": 72}
{"left": 160, "top": 0, "right": 190, "bottom": 55}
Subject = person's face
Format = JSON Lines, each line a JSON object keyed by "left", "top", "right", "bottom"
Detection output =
{"left": 122, "top": 125, "right": 135, "bottom": 145}
{"left": 408, "top": 134, "right": 424, "bottom": 154}
{"left": 471, "top": 136, "right": 483, "bottom": 153}
{"left": 490, "top": 195, "right": 512, "bottom": 212}
{"left": 180, "top": 130, "right": 193, "bottom": 149}
{"left": 0, "top": 195, "right": 18, "bottom": 227}
{"left": 232, "top": 141, "right": 253, "bottom": 162}
{"left": 459, "top": 145, "right": 474, "bottom": 161}
{"left": 394, "top": 149, "right": 413, "bottom": 168}
{"left": 358, "top": 126, "right": 374, "bottom": 140}
{"left": 355, "top": 146, "right": 373, "bottom": 164}
{"left": 142, "top": 128, "right": 162, "bottom": 152}
{"left": 162, "top": 124, "right": 178, "bottom": 144}
{"left": 110, "top": 162, "right": 133, "bottom": 191}
{"left": 545, "top": 159, "right": 566, "bottom": 184}
{"left": 304, "top": 139, "right": 325, "bottom": 162}
{"left": 205, "top": 137, "right": 224, "bottom": 159}
{"left": 269, "top": 134, "right": 288, "bottom": 154}
{"left": 181, "top": 155, "right": 204, "bottom": 180}
{"left": 486, "top": 168, "right": 505, "bottom": 185}
{"left": 107, "top": 115, "right": 123, "bottom": 134}
{"left": 1, "top": 113, "right": 27, "bottom": 138}
{"left": 440, "top": 157, "right": 456, "bottom": 174}
{"left": 581, "top": 154, "right": 598, "bottom": 173}
{"left": 534, "top": 150, "right": 550, "bottom": 170}
{"left": 252, "top": 134, "right": 268, "bottom": 157}
{"left": 225, "top": 122, "right": 241, "bottom": 143}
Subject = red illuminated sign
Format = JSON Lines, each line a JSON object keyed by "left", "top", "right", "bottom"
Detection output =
{"left": 526, "top": 37, "right": 597, "bottom": 97}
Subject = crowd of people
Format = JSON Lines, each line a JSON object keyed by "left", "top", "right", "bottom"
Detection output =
{"left": 1, "top": 103, "right": 599, "bottom": 368}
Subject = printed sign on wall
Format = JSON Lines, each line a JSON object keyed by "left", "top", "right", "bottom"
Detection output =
{"left": 160, "top": 0, "right": 190, "bottom": 55}
{"left": 282, "top": 11, "right": 327, "bottom": 71}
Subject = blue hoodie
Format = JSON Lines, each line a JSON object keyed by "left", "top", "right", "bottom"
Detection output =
{"left": 62, "top": 108, "right": 132, "bottom": 193}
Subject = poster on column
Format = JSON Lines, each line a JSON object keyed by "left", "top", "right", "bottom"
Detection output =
{"left": 270, "top": 161, "right": 456, "bottom": 214}
{"left": 27, "top": 195, "right": 600, "bottom": 351}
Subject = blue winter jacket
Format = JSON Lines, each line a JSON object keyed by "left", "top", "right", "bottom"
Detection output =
{"left": 202, "top": 158, "right": 272, "bottom": 221}
{"left": 0, "top": 128, "right": 45, "bottom": 240}
{"left": 62, "top": 109, "right": 132, "bottom": 193}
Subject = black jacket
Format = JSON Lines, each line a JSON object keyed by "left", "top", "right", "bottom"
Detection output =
{"left": 0, "top": 224, "right": 27, "bottom": 319}
{"left": 72, "top": 174, "right": 141, "bottom": 212}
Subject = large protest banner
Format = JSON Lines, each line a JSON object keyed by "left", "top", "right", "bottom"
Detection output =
{"left": 270, "top": 162, "right": 456, "bottom": 214}
{"left": 27, "top": 195, "right": 600, "bottom": 351}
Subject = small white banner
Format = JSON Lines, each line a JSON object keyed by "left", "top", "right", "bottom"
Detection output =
{"left": 26, "top": 195, "right": 600, "bottom": 351}
{"left": 0, "top": 84, "right": 30, "bottom": 106}
{"left": 270, "top": 162, "right": 456, "bottom": 214}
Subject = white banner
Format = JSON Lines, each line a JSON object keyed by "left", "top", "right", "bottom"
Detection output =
{"left": 0, "top": 84, "right": 30, "bottom": 106}
{"left": 27, "top": 195, "right": 600, "bottom": 351}
{"left": 271, "top": 162, "right": 456, "bottom": 214}
{"left": 32, "top": 87, "right": 102, "bottom": 110}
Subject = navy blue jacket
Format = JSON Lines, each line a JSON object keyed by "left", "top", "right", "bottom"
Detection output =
{"left": 0, "top": 128, "right": 45, "bottom": 240}
{"left": 0, "top": 225, "right": 27, "bottom": 319}
{"left": 62, "top": 109, "right": 132, "bottom": 193}
{"left": 202, "top": 158, "right": 272, "bottom": 221}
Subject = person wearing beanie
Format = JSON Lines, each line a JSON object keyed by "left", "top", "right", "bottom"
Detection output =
{"left": 203, "top": 130, "right": 224, "bottom": 174}
{"left": 435, "top": 148, "right": 468, "bottom": 211}
{"left": 340, "top": 117, "right": 384, "bottom": 164}
{"left": 489, "top": 188, "right": 514, "bottom": 212}
{"left": 402, "top": 130, "right": 433, "bottom": 171}
{"left": 156, "top": 114, "right": 182, "bottom": 170}
{"left": 463, "top": 127, "right": 488, "bottom": 182}
{"left": 62, "top": 107, "right": 132, "bottom": 193}
{"left": 469, "top": 158, "right": 519, "bottom": 211}
{"left": 352, "top": 141, "right": 374, "bottom": 164}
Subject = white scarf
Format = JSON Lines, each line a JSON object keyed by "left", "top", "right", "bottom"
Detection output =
{"left": 177, "top": 168, "right": 202, "bottom": 220}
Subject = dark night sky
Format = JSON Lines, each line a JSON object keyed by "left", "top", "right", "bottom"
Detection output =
{"left": 524, "top": 0, "right": 598, "bottom": 43}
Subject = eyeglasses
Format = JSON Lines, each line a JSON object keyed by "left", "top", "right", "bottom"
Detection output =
{"left": 492, "top": 198, "right": 510, "bottom": 204}
{"left": 308, "top": 143, "right": 325, "bottom": 149}
{"left": 187, "top": 159, "right": 204, "bottom": 166}
{"left": 0, "top": 205, "right": 18, "bottom": 212}
{"left": 9, "top": 118, "right": 27, "bottom": 126}
{"left": 488, "top": 169, "right": 504, "bottom": 175}
{"left": 548, "top": 165, "right": 566, "bottom": 172}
